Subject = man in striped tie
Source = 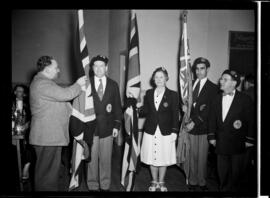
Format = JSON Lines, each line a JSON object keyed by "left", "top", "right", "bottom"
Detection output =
{"left": 86, "top": 55, "right": 122, "bottom": 191}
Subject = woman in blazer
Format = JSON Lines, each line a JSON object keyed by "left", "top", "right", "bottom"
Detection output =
{"left": 139, "top": 67, "right": 180, "bottom": 191}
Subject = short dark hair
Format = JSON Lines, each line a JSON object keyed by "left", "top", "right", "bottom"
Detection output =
{"left": 12, "top": 84, "right": 28, "bottom": 100}
{"left": 193, "top": 57, "right": 210, "bottom": 69}
{"left": 37, "top": 56, "right": 53, "bottom": 72}
{"left": 13, "top": 84, "right": 26, "bottom": 94}
{"left": 150, "top": 67, "right": 169, "bottom": 87}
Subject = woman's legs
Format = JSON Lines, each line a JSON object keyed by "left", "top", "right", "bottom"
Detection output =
{"left": 158, "top": 166, "right": 167, "bottom": 182}
{"left": 158, "top": 166, "right": 168, "bottom": 191}
{"left": 150, "top": 165, "right": 158, "bottom": 182}
{"left": 149, "top": 165, "right": 159, "bottom": 191}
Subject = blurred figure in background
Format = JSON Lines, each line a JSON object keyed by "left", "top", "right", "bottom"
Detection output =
{"left": 12, "top": 84, "right": 34, "bottom": 181}
{"left": 243, "top": 74, "right": 255, "bottom": 102}
{"left": 242, "top": 73, "right": 256, "bottom": 187}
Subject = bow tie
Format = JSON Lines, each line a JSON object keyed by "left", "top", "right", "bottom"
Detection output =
{"left": 223, "top": 92, "right": 234, "bottom": 96}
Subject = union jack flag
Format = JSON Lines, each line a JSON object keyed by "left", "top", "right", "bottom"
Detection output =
{"left": 176, "top": 10, "right": 193, "bottom": 185}
{"left": 121, "top": 10, "right": 141, "bottom": 191}
{"left": 69, "top": 10, "right": 96, "bottom": 191}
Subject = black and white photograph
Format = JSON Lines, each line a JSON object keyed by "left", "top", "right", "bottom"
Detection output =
{"left": 7, "top": 3, "right": 270, "bottom": 197}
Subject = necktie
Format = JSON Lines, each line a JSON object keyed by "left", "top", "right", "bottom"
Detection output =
{"left": 193, "top": 80, "right": 200, "bottom": 103}
{"left": 97, "top": 79, "right": 103, "bottom": 100}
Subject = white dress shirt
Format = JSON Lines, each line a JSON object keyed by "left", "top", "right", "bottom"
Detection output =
{"left": 222, "top": 89, "right": 236, "bottom": 121}
{"left": 94, "top": 76, "right": 107, "bottom": 94}
{"left": 154, "top": 88, "right": 165, "bottom": 110}
{"left": 193, "top": 77, "right": 207, "bottom": 107}
{"left": 193, "top": 77, "right": 207, "bottom": 94}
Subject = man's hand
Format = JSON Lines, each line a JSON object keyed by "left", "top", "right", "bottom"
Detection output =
{"left": 245, "top": 142, "right": 253, "bottom": 148}
{"left": 136, "top": 102, "right": 143, "bottom": 108}
{"left": 22, "top": 122, "right": 30, "bottom": 131}
{"left": 186, "top": 121, "right": 195, "bottom": 131}
{"left": 209, "top": 140, "right": 216, "bottom": 146}
{"left": 171, "top": 133, "right": 177, "bottom": 142}
{"left": 182, "top": 105, "right": 188, "bottom": 113}
{"left": 76, "top": 76, "right": 87, "bottom": 87}
{"left": 112, "top": 128, "right": 119, "bottom": 138}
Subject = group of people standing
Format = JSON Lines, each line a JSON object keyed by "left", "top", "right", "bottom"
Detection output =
{"left": 13, "top": 54, "right": 255, "bottom": 192}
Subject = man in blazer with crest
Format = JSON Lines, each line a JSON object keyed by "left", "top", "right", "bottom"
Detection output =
{"left": 86, "top": 55, "right": 122, "bottom": 191}
{"left": 208, "top": 69, "right": 254, "bottom": 192}
{"left": 183, "top": 57, "right": 219, "bottom": 191}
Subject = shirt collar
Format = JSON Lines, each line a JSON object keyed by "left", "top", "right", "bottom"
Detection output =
{"left": 194, "top": 77, "right": 207, "bottom": 88}
{"left": 199, "top": 77, "right": 207, "bottom": 84}
{"left": 94, "top": 75, "right": 106, "bottom": 84}
{"left": 223, "top": 89, "right": 236, "bottom": 97}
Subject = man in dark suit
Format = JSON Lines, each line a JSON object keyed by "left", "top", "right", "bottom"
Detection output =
{"left": 183, "top": 57, "right": 218, "bottom": 191}
{"left": 86, "top": 55, "right": 122, "bottom": 191}
{"left": 208, "top": 69, "right": 254, "bottom": 192}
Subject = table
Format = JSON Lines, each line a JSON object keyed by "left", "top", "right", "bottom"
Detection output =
{"left": 12, "top": 134, "right": 24, "bottom": 191}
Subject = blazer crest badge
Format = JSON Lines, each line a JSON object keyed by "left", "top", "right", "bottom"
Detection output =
{"left": 233, "top": 120, "right": 242, "bottom": 129}
{"left": 106, "top": 104, "right": 112, "bottom": 113}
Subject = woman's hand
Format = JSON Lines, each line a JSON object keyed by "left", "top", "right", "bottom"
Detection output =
{"left": 171, "top": 133, "right": 177, "bottom": 142}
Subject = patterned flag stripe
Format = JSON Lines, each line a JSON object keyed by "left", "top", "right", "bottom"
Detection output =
{"left": 176, "top": 11, "right": 192, "bottom": 184}
{"left": 69, "top": 9, "right": 96, "bottom": 190}
{"left": 121, "top": 10, "right": 141, "bottom": 191}
{"left": 179, "top": 15, "right": 192, "bottom": 105}
{"left": 126, "top": 11, "right": 140, "bottom": 99}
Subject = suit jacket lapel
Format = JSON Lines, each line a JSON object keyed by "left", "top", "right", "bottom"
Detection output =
{"left": 149, "top": 89, "right": 156, "bottom": 112}
{"left": 217, "top": 94, "right": 224, "bottom": 124}
{"left": 90, "top": 77, "right": 100, "bottom": 102}
{"left": 197, "top": 80, "right": 208, "bottom": 100}
{"left": 101, "top": 77, "right": 109, "bottom": 102}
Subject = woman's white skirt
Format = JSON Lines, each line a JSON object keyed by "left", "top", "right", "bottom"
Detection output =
{"left": 140, "top": 126, "right": 176, "bottom": 166}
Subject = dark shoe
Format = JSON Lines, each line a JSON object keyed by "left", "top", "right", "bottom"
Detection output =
{"left": 188, "top": 184, "right": 197, "bottom": 191}
{"left": 199, "top": 185, "right": 208, "bottom": 191}
{"left": 100, "top": 189, "right": 110, "bottom": 192}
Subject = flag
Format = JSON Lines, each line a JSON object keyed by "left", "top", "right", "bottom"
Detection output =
{"left": 121, "top": 10, "right": 141, "bottom": 191}
{"left": 176, "top": 10, "right": 193, "bottom": 185}
{"left": 69, "top": 10, "right": 96, "bottom": 191}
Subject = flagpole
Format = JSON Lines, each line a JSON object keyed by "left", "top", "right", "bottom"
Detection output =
{"left": 121, "top": 9, "right": 141, "bottom": 191}
{"left": 176, "top": 10, "right": 192, "bottom": 185}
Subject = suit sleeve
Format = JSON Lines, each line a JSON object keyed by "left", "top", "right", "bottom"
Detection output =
{"left": 113, "top": 82, "right": 122, "bottom": 130}
{"left": 38, "top": 80, "right": 81, "bottom": 102}
{"left": 244, "top": 96, "right": 255, "bottom": 144}
{"left": 171, "top": 92, "right": 180, "bottom": 134}
{"left": 208, "top": 96, "right": 218, "bottom": 141}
